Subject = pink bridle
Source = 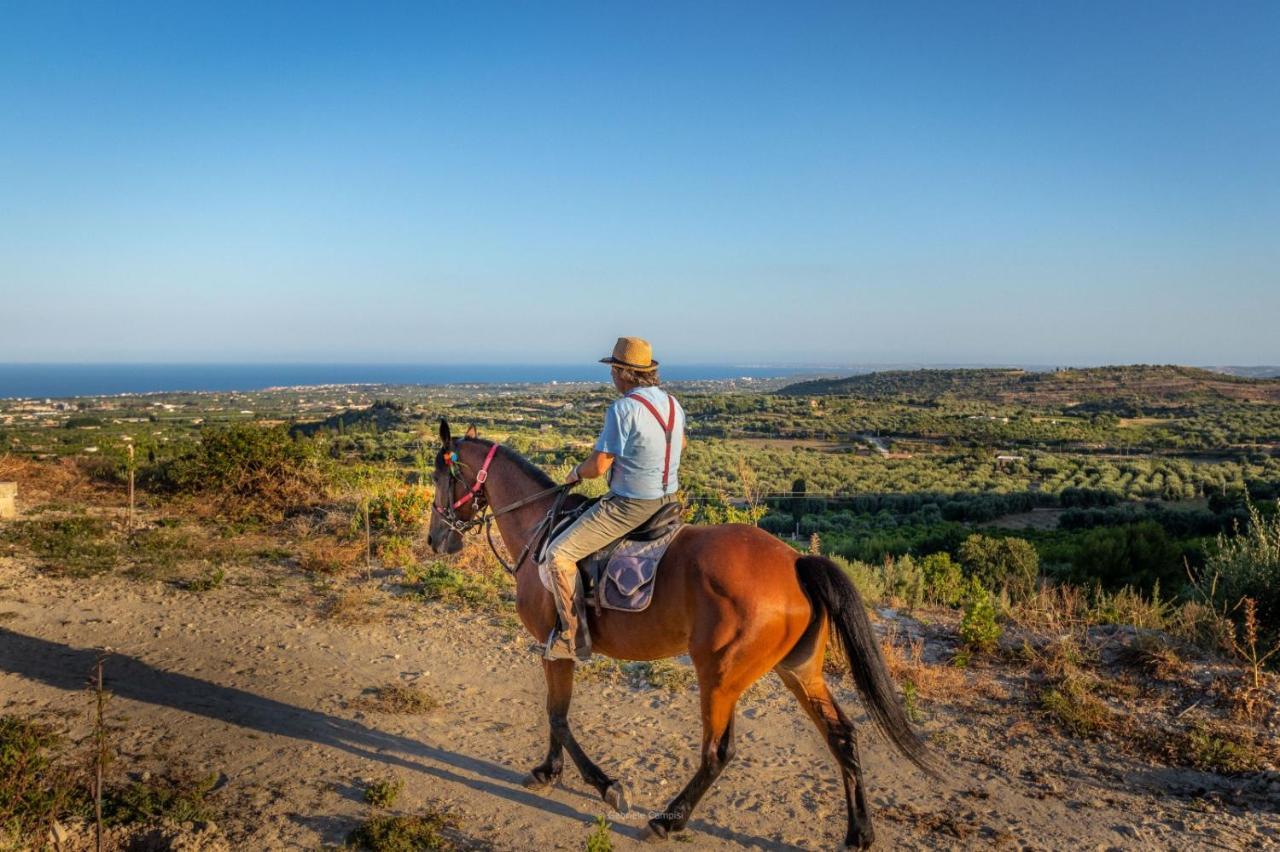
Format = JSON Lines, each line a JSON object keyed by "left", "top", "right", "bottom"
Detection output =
{"left": 436, "top": 441, "right": 500, "bottom": 515}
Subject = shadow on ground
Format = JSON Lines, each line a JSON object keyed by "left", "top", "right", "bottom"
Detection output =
{"left": 0, "top": 628, "right": 790, "bottom": 849}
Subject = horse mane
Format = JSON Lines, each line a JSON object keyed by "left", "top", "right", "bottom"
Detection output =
{"left": 458, "top": 437, "right": 556, "bottom": 489}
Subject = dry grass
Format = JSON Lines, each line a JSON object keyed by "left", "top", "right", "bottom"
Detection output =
{"left": 0, "top": 454, "right": 100, "bottom": 506}
{"left": 298, "top": 537, "right": 363, "bottom": 575}
{"left": 354, "top": 683, "right": 439, "bottom": 715}
{"left": 879, "top": 628, "right": 975, "bottom": 705}
{"left": 1039, "top": 673, "right": 1117, "bottom": 738}
{"left": 324, "top": 588, "right": 378, "bottom": 625}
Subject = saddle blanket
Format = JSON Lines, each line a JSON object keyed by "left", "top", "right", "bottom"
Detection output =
{"left": 539, "top": 523, "right": 684, "bottom": 613}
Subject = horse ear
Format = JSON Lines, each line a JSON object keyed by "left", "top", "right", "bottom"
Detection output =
{"left": 464, "top": 424, "right": 478, "bottom": 440}
{"left": 439, "top": 418, "right": 451, "bottom": 448}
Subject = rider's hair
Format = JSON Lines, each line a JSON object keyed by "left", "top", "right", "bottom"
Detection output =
{"left": 613, "top": 366, "right": 660, "bottom": 388}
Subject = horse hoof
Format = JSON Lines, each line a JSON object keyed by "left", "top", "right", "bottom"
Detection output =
{"left": 844, "top": 828, "right": 875, "bottom": 849}
{"left": 642, "top": 822, "right": 668, "bottom": 843}
{"left": 604, "top": 781, "right": 629, "bottom": 814}
{"left": 522, "top": 771, "right": 558, "bottom": 790}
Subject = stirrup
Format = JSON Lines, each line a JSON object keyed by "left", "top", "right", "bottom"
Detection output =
{"left": 543, "top": 628, "right": 591, "bottom": 663}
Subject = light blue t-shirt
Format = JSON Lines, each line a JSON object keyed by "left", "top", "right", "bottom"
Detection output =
{"left": 594, "top": 386, "right": 685, "bottom": 499}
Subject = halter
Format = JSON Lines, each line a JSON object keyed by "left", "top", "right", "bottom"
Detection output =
{"left": 432, "top": 441, "right": 569, "bottom": 573}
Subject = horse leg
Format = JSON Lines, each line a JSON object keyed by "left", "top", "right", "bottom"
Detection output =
{"left": 526, "top": 658, "right": 628, "bottom": 813}
{"left": 523, "top": 659, "right": 564, "bottom": 787}
{"left": 777, "top": 658, "right": 875, "bottom": 849}
{"left": 645, "top": 685, "right": 739, "bottom": 840}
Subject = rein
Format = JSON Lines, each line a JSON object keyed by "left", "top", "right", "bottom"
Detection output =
{"left": 433, "top": 442, "right": 569, "bottom": 575}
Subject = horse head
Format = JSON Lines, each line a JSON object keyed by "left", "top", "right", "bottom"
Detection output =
{"left": 426, "top": 417, "right": 480, "bottom": 554}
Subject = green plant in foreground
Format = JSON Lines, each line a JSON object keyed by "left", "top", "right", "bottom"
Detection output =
{"left": 185, "top": 567, "right": 225, "bottom": 593}
{"left": 105, "top": 770, "right": 219, "bottom": 826}
{"left": 959, "top": 577, "right": 1002, "bottom": 653}
{"left": 363, "top": 777, "right": 404, "bottom": 809}
{"left": 0, "top": 716, "right": 87, "bottom": 845}
{"left": 1039, "top": 675, "right": 1113, "bottom": 738}
{"left": 902, "top": 680, "right": 921, "bottom": 723}
{"left": 1183, "top": 723, "right": 1260, "bottom": 774}
{"left": 585, "top": 814, "right": 613, "bottom": 852}
{"left": 407, "top": 562, "right": 511, "bottom": 610}
{"left": 349, "top": 812, "right": 452, "bottom": 851}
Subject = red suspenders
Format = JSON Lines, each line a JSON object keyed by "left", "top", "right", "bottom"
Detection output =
{"left": 626, "top": 391, "right": 678, "bottom": 494}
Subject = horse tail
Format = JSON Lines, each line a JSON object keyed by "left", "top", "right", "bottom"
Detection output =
{"left": 794, "top": 555, "right": 937, "bottom": 777}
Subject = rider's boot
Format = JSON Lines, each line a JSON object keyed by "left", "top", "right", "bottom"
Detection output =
{"left": 545, "top": 557, "right": 592, "bottom": 663}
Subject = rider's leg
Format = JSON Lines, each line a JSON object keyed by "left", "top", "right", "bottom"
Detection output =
{"left": 542, "top": 494, "right": 665, "bottom": 660}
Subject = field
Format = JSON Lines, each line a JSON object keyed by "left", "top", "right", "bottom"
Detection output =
{"left": 1, "top": 364, "right": 1278, "bottom": 850}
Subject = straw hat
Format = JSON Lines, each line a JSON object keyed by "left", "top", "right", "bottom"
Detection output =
{"left": 599, "top": 337, "right": 659, "bottom": 372}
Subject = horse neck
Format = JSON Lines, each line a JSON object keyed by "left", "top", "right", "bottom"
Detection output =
{"left": 458, "top": 441, "right": 555, "bottom": 560}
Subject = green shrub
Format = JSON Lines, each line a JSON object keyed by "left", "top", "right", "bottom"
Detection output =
{"left": 0, "top": 517, "right": 118, "bottom": 577}
{"left": 378, "top": 536, "right": 417, "bottom": 570}
{"left": 959, "top": 577, "right": 1002, "bottom": 653}
{"left": 406, "top": 562, "right": 511, "bottom": 610}
{"left": 184, "top": 567, "right": 226, "bottom": 593}
{"left": 1039, "top": 673, "right": 1114, "bottom": 738}
{"left": 585, "top": 815, "right": 613, "bottom": 852}
{"left": 831, "top": 555, "right": 884, "bottom": 605}
{"left": 105, "top": 769, "right": 219, "bottom": 826}
{"left": 0, "top": 716, "right": 87, "bottom": 845}
{"left": 167, "top": 423, "right": 327, "bottom": 520}
{"left": 363, "top": 487, "right": 432, "bottom": 535}
{"left": 920, "top": 552, "right": 965, "bottom": 607}
{"left": 1181, "top": 723, "right": 1260, "bottom": 774}
{"left": 959, "top": 534, "right": 1039, "bottom": 601}
{"left": 348, "top": 812, "right": 453, "bottom": 851}
{"left": 881, "top": 554, "right": 923, "bottom": 609}
{"left": 1200, "top": 500, "right": 1280, "bottom": 641}
{"left": 363, "top": 777, "right": 404, "bottom": 808}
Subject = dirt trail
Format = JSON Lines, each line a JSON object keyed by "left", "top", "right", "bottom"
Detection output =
{"left": 1, "top": 558, "right": 1276, "bottom": 850}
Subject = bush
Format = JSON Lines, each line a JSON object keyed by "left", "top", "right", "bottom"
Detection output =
{"left": 348, "top": 812, "right": 453, "bottom": 851}
{"left": 920, "top": 552, "right": 965, "bottom": 607}
{"left": 0, "top": 716, "right": 87, "bottom": 845}
{"left": 363, "top": 777, "right": 404, "bottom": 808}
{"left": 406, "top": 562, "right": 511, "bottom": 610}
{"left": 364, "top": 487, "right": 432, "bottom": 535}
{"left": 959, "top": 577, "right": 1002, "bottom": 653}
{"left": 959, "top": 534, "right": 1039, "bottom": 601}
{"left": 1039, "top": 675, "right": 1114, "bottom": 738}
{"left": 1066, "top": 522, "right": 1185, "bottom": 594}
{"left": 1200, "top": 500, "right": 1280, "bottom": 641}
{"left": 105, "top": 768, "right": 219, "bottom": 826}
{"left": 881, "top": 555, "right": 924, "bottom": 609}
{"left": 585, "top": 815, "right": 613, "bottom": 852}
{"left": 0, "top": 517, "right": 118, "bottom": 577}
{"left": 831, "top": 555, "right": 884, "bottom": 605}
{"left": 167, "top": 424, "right": 327, "bottom": 520}
{"left": 378, "top": 536, "right": 417, "bottom": 570}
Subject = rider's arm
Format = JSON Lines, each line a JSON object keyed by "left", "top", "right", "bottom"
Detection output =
{"left": 565, "top": 450, "right": 614, "bottom": 485}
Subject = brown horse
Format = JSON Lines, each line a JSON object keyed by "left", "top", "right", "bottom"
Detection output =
{"left": 426, "top": 420, "right": 932, "bottom": 848}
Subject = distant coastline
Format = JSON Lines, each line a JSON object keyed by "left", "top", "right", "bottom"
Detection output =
{"left": 2, "top": 362, "right": 1275, "bottom": 400}
{"left": 0, "top": 363, "right": 835, "bottom": 399}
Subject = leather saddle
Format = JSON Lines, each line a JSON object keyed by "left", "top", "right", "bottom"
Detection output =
{"left": 535, "top": 497, "right": 684, "bottom": 573}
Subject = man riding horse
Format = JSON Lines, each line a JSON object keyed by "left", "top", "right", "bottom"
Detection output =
{"left": 542, "top": 336, "right": 686, "bottom": 661}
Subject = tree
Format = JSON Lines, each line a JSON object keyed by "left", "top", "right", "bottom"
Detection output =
{"left": 790, "top": 477, "right": 810, "bottom": 532}
{"left": 959, "top": 534, "right": 1039, "bottom": 601}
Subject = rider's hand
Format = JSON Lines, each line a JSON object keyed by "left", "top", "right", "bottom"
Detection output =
{"left": 563, "top": 464, "right": 581, "bottom": 486}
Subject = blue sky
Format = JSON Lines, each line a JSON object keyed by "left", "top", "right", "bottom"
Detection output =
{"left": 2, "top": 1, "right": 1277, "bottom": 366}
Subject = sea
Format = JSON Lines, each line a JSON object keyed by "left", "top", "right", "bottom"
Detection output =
{"left": 0, "top": 363, "right": 836, "bottom": 399}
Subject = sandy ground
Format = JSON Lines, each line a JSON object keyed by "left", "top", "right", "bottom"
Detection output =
{"left": 1, "top": 557, "right": 1277, "bottom": 851}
